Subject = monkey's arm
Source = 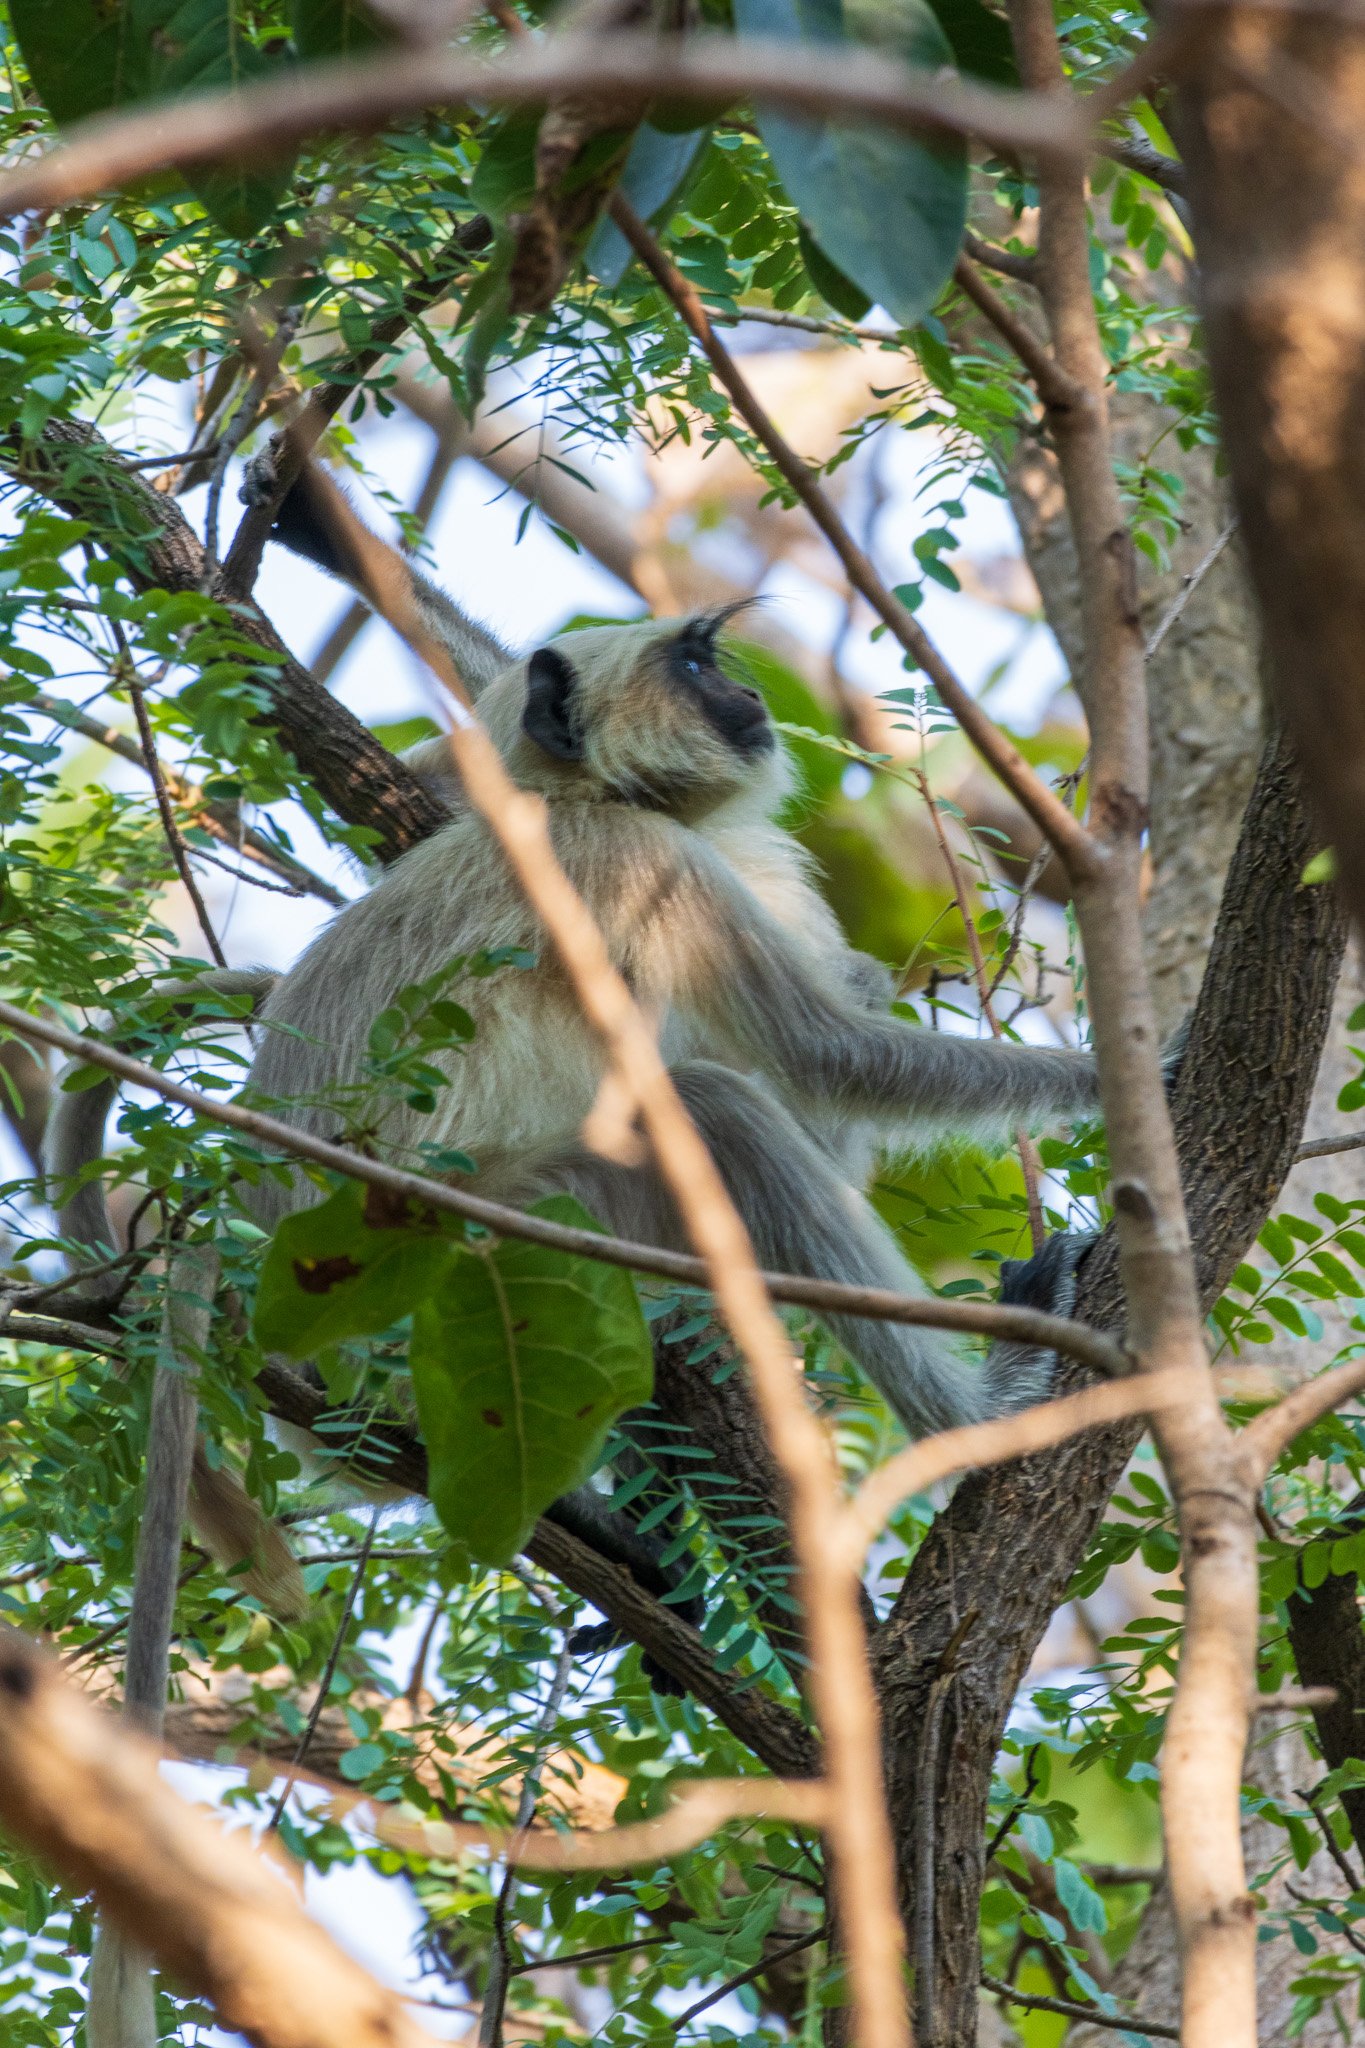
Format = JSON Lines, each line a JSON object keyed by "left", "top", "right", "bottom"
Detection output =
{"left": 665, "top": 852, "right": 1099, "bottom": 1143}
{"left": 240, "top": 453, "right": 514, "bottom": 698}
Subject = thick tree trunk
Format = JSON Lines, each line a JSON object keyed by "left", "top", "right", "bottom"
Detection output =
{"left": 1175, "top": 15, "right": 1365, "bottom": 946}
{"left": 876, "top": 724, "right": 1344, "bottom": 2042}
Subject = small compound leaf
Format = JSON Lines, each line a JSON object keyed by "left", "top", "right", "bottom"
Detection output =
{"left": 410, "top": 1195, "right": 654, "bottom": 1564}
{"left": 734, "top": 0, "right": 967, "bottom": 330}
{"left": 587, "top": 124, "right": 712, "bottom": 286}
{"left": 253, "top": 1179, "right": 456, "bottom": 1356}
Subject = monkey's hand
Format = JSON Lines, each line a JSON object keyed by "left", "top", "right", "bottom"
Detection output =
{"left": 983, "top": 1228, "right": 1098, "bottom": 1417}
{"left": 1161, "top": 1012, "right": 1193, "bottom": 1095}
{"left": 238, "top": 443, "right": 279, "bottom": 511}
{"left": 238, "top": 447, "right": 357, "bottom": 582}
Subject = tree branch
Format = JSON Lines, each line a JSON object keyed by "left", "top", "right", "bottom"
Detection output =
{"left": 0, "top": 1627, "right": 438, "bottom": 2048}
{"left": 0, "top": 33, "right": 1086, "bottom": 230}
{"left": 2, "top": 420, "right": 446, "bottom": 864}
{"left": 0, "top": 998, "right": 1127, "bottom": 1371}
{"left": 609, "top": 196, "right": 1094, "bottom": 870}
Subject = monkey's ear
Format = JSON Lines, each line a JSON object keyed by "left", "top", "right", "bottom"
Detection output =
{"left": 523, "top": 647, "right": 584, "bottom": 760}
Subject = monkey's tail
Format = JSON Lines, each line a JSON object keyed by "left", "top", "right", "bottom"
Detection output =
{"left": 42, "top": 968, "right": 308, "bottom": 1622}
{"left": 42, "top": 966, "right": 277, "bottom": 1303}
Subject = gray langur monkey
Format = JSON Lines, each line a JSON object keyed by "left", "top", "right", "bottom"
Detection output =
{"left": 234, "top": 464, "right": 1102, "bottom": 1432}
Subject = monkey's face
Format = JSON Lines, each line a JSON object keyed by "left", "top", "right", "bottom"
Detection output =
{"left": 488, "top": 613, "right": 787, "bottom": 818}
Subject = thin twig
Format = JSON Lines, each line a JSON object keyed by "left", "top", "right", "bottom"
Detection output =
{"left": 266, "top": 1511, "right": 377, "bottom": 1833}
{"left": 507, "top": 1933, "right": 668, "bottom": 1976}
{"left": 952, "top": 255, "right": 1080, "bottom": 412}
{"left": 114, "top": 633, "right": 229, "bottom": 969}
{"left": 982, "top": 1745, "right": 1042, "bottom": 1864}
{"left": 0, "top": 998, "right": 1129, "bottom": 1374}
{"left": 1298, "top": 1782, "right": 1365, "bottom": 1894}
{"left": 981, "top": 1971, "right": 1178, "bottom": 2039}
{"left": 838, "top": 1367, "right": 1201, "bottom": 1573}
{"left": 913, "top": 760, "right": 1046, "bottom": 1250}
{"left": 1284, "top": 1879, "right": 1365, "bottom": 1957}
{"left": 964, "top": 229, "right": 1037, "bottom": 282}
{"left": 480, "top": 1631, "right": 576, "bottom": 2048}
{"left": 610, "top": 196, "right": 1094, "bottom": 871}
{"left": 1144, "top": 518, "right": 1238, "bottom": 662}
{"left": 403, "top": 1601, "right": 443, "bottom": 1714}
{"left": 1296, "top": 1128, "right": 1365, "bottom": 1163}
{"left": 672, "top": 1925, "right": 822, "bottom": 2029}
{"left": 1096, "top": 129, "right": 1188, "bottom": 197}
{"left": 0, "top": 34, "right": 1088, "bottom": 231}
{"left": 337, "top": 1776, "right": 830, "bottom": 1872}
{"left": 1240, "top": 1355, "right": 1365, "bottom": 1474}
{"left": 0, "top": 1312, "right": 123, "bottom": 1356}
{"left": 203, "top": 306, "right": 301, "bottom": 578}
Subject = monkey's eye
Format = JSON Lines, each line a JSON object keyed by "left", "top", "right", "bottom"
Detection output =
{"left": 682, "top": 655, "right": 702, "bottom": 676}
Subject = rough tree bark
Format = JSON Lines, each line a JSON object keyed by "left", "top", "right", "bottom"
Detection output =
{"left": 874, "top": 735, "right": 1344, "bottom": 2041}
{"left": 1175, "top": 14, "right": 1365, "bottom": 945}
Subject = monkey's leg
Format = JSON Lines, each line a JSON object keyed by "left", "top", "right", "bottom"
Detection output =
{"left": 87, "top": 1244, "right": 216, "bottom": 2048}
{"left": 557, "top": 1061, "right": 997, "bottom": 1439}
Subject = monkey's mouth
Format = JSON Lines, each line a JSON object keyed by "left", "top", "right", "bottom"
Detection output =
{"left": 709, "top": 696, "right": 775, "bottom": 755}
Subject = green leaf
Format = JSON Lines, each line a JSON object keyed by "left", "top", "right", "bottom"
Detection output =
{"left": 587, "top": 124, "right": 711, "bottom": 286}
{"left": 253, "top": 1178, "right": 457, "bottom": 1357}
{"left": 734, "top": 0, "right": 967, "bottom": 329}
{"left": 11, "top": 0, "right": 295, "bottom": 235}
{"left": 469, "top": 111, "right": 542, "bottom": 219}
{"left": 410, "top": 1196, "right": 654, "bottom": 1564}
{"left": 338, "top": 1740, "right": 386, "bottom": 1781}
{"left": 797, "top": 221, "right": 873, "bottom": 319}
{"left": 921, "top": 0, "right": 1018, "bottom": 82}
{"left": 1054, "top": 1858, "right": 1107, "bottom": 1934}
{"left": 1301, "top": 846, "right": 1336, "bottom": 885}
{"left": 291, "top": 0, "right": 388, "bottom": 58}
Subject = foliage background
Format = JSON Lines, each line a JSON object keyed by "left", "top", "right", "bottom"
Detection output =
{"left": 0, "top": 2, "right": 1363, "bottom": 2043}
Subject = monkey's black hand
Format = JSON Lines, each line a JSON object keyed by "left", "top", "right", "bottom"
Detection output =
{"left": 239, "top": 447, "right": 361, "bottom": 584}
{"left": 1160, "top": 1012, "right": 1193, "bottom": 1096}
{"left": 984, "top": 1228, "right": 1098, "bottom": 1417}
{"left": 998, "top": 1226, "right": 1095, "bottom": 1324}
{"left": 566, "top": 1617, "right": 701, "bottom": 1699}
{"left": 547, "top": 1486, "right": 706, "bottom": 1698}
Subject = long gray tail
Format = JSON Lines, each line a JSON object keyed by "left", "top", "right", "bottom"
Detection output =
{"left": 42, "top": 968, "right": 276, "bottom": 1304}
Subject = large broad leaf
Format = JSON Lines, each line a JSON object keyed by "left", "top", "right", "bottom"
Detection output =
{"left": 586, "top": 123, "right": 711, "bottom": 287}
{"left": 733, "top": 0, "right": 967, "bottom": 330}
{"left": 11, "top": 0, "right": 294, "bottom": 236}
{"left": 922, "top": 0, "right": 1017, "bottom": 83}
{"left": 291, "top": 0, "right": 388, "bottom": 59}
{"left": 253, "top": 1178, "right": 457, "bottom": 1357}
{"left": 410, "top": 1196, "right": 653, "bottom": 1564}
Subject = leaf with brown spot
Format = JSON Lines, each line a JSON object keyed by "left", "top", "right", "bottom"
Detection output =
{"left": 411, "top": 1195, "right": 653, "bottom": 1564}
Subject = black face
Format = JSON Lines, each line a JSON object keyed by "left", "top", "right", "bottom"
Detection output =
{"left": 669, "top": 621, "right": 774, "bottom": 756}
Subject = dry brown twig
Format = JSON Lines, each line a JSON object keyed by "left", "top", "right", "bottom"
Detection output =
{"left": 0, "top": 32, "right": 1087, "bottom": 231}
{"left": 1004, "top": 0, "right": 1262, "bottom": 2039}
{"left": 0, "top": 1627, "right": 439, "bottom": 2048}
{"left": 282, "top": 466, "right": 912, "bottom": 2048}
